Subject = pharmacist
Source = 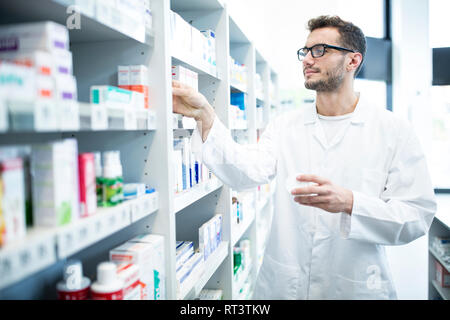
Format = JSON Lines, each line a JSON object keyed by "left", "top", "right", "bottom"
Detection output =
{"left": 172, "top": 16, "right": 436, "bottom": 299}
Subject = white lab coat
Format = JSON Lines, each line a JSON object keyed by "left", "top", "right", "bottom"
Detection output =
{"left": 191, "top": 94, "right": 436, "bottom": 299}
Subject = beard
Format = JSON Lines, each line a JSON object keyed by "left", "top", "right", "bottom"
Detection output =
{"left": 304, "top": 60, "right": 345, "bottom": 92}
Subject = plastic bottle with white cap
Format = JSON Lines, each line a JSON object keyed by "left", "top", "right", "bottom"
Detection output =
{"left": 102, "top": 151, "right": 123, "bottom": 206}
{"left": 94, "top": 152, "right": 103, "bottom": 206}
{"left": 91, "top": 262, "right": 124, "bottom": 300}
{"left": 56, "top": 260, "right": 91, "bottom": 300}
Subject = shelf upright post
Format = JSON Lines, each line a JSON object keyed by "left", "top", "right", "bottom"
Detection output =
{"left": 262, "top": 62, "right": 271, "bottom": 124}
{"left": 144, "top": 0, "right": 178, "bottom": 300}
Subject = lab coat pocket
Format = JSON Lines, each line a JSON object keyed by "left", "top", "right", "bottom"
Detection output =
{"left": 361, "top": 169, "right": 388, "bottom": 197}
{"left": 254, "top": 254, "right": 302, "bottom": 300}
{"left": 333, "top": 273, "right": 391, "bottom": 300}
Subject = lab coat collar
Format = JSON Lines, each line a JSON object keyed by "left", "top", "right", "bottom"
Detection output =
{"left": 303, "top": 93, "right": 366, "bottom": 125}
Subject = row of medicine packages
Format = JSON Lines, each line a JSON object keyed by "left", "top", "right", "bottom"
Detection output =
{"left": 173, "top": 136, "right": 214, "bottom": 194}
{"left": 176, "top": 214, "right": 223, "bottom": 291}
{"left": 0, "top": 21, "right": 77, "bottom": 105}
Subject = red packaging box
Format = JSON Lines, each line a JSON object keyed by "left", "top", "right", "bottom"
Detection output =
{"left": 435, "top": 259, "right": 450, "bottom": 288}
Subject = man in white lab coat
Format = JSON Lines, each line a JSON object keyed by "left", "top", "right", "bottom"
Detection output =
{"left": 172, "top": 15, "right": 436, "bottom": 299}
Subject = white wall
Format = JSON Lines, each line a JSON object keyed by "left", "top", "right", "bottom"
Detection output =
{"left": 386, "top": 0, "right": 432, "bottom": 300}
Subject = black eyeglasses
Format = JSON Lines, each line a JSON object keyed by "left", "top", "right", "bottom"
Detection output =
{"left": 297, "top": 43, "right": 355, "bottom": 61}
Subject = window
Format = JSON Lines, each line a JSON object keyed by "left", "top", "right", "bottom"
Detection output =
{"left": 334, "top": 0, "right": 385, "bottom": 38}
{"left": 429, "top": 0, "right": 450, "bottom": 48}
{"left": 429, "top": 86, "right": 450, "bottom": 189}
{"left": 429, "top": 0, "right": 450, "bottom": 190}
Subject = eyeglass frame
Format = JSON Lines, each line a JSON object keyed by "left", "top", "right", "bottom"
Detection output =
{"left": 297, "top": 43, "right": 356, "bottom": 61}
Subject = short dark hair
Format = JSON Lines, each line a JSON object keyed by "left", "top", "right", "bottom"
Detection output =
{"left": 307, "top": 15, "right": 366, "bottom": 77}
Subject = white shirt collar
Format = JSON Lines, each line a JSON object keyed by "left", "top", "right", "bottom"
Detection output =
{"left": 303, "top": 93, "right": 367, "bottom": 125}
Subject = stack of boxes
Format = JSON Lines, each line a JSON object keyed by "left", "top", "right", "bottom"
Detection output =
{"left": 110, "top": 234, "right": 166, "bottom": 300}
{"left": 176, "top": 214, "right": 223, "bottom": 294}
{"left": 90, "top": 85, "right": 145, "bottom": 110}
{"left": 169, "top": 11, "right": 217, "bottom": 74}
{"left": 432, "top": 236, "right": 450, "bottom": 288}
{"left": 118, "top": 65, "right": 150, "bottom": 109}
{"left": 199, "top": 214, "right": 223, "bottom": 261}
{"left": 62, "top": 0, "right": 152, "bottom": 42}
{"left": 229, "top": 57, "right": 247, "bottom": 91}
{"left": 233, "top": 239, "right": 252, "bottom": 298}
{"left": 90, "top": 64, "right": 150, "bottom": 112}
{"left": 0, "top": 139, "right": 155, "bottom": 247}
{"left": 173, "top": 136, "right": 212, "bottom": 194}
{"left": 176, "top": 240, "right": 204, "bottom": 292}
{"left": 0, "top": 21, "right": 77, "bottom": 112}
{"left": 0, "top": 150, "right": 27, "bottom": 246}
{"left": 230, "top": 92, "right": 247, "bottom": 128}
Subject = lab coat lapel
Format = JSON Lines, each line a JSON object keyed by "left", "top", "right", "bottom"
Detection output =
{"left": 313, "top": 121, "right": 329, "bottom": 150}
{"left": 304, "top": 104, "right": 328, "bottom": 150}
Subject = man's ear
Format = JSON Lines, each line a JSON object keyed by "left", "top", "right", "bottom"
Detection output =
{"left": 347, "top": 52, "right": 363, "bottom": 72}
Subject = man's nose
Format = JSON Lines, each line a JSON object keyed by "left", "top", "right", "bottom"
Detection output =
{"left": 302, "top": 50, "right": 315, "bottom": 68}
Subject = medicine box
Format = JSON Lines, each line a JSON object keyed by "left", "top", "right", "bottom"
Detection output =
{"left": 126, "top": 234, "right": 166, "bottom": 300}
{"left": 118, "top": 65, "right": 149, "bottom": 109}
{"left": 78, "top": 153, "right": 97, "bottom": 218}
{"left": 115, "top": 263, "right": 141, "bottom": 300}
{"left": 90, "top": 85, "right": 144, "bottom": 109}
{"left": 31, "top": 139, "right": 80, "bottom": 227}
{"left": 435, "top": 260, "right": 450, "bottom": 288}
{"left": 55, "top": 74, "right": 78, "bottom": 101}
{"left": 0, "top": 157, "right": 26, "bottom": 246}
{"left": 176, "top": 241, "right": 194, "bottom": 272}
{"left": 0, "top": 62, "right": 36, "bottom": 102}
{"left": 199, "top": 222, "right": 211, "bottom": 261}
{"left": 0, "top": 21, "right": 70, "bottom": 53}
{"left": 0, "top": 49, "right": 73, "bottom": 76}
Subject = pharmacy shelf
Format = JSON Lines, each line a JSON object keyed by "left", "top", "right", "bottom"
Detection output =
{"left": 172, "top": 55, "right": 221, "bottom": 81}
{"left": 230, "top": 83, "right": 248, "bottom": 94}
{"left": 230, "top": 119, "right": 248, "bottom": 130}
{"left": 233, "top": 263, "right": 253, "bottom": 299}
{"left": 171, "top": 0, "right": 224, "bottom": 11}
{"left": 0, "top": 0, "right": 153, "bottom": 45}
{"left": 435, "top": 194, "right": 450, "bottom": 229}
{"left": 57, "top": 192, "right": 159, "bottom": 259}
{"left": 174, "top": 178, "right": 223, "bottom": 213}
{"left": 429, "top": 246, "right": 450, "bottom": 273}
{"left": 231, "top": 209, "right": 256, "bottom": 247}
{"left": 3, "top": 100, "right": 156, "bottom": 133}
{"left": 0, "top": 228, "right": 57, "bottom": 291}
{"left": 180, "top": 241, "right": 229, "bottom": 300}
{"left": 0, "top": 0, "right": 281, "bottom": 300}
{"left": 431, "top": 280, "right": 450, "bottom": 300}
{"left": 0, "top": 192, "right": 159, "bottom": 290}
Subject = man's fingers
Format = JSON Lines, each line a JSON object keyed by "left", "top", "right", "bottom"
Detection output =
{"left": 297, "top": 174, "right": 329, "bottom": 185}
{"left": 295, "top": 195, "right": 329, "bottom": 204}
{"left": 172, "top": 80, "right": 186, "bottom": 89}
{"left": 291, "top": 185, "right": 326, "bottom": 196}
{"left": 172, "top": 87, "right": 191, "bottom": 97}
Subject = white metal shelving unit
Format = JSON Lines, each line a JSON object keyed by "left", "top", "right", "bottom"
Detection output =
{"left": 0, "top": 0, "right": 279, "bottom": 300}
{"left": 428, "top": 194, "right": 450, "bottom": 300}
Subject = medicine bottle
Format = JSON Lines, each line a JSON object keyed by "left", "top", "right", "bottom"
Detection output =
{"left": 91, "top": 262, "right": 124, "bottom": 300}
{"left": 56, "top": 260, "right": 91, "bottom": 300}
{"left": 102, "top": 151, "right": 123, "bottom": 206}
{"left": 94, "top": 152, "right": 103, "bottom": 206}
